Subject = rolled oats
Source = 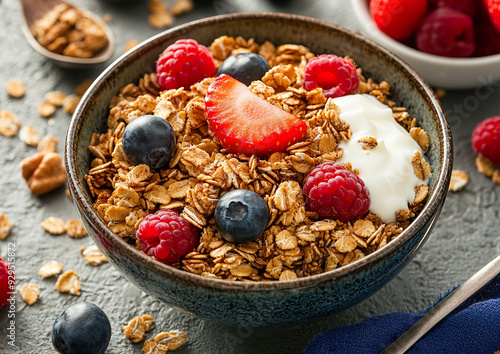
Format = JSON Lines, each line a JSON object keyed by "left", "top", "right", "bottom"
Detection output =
{"left": 66, "top": 219, "right": 87, "bottom": 238}
{"left": 0, "top": 213, "right": 12, "bottom": 240}
{"left": 125, "top": 39, "right": 140, "bottom": 53}
{"left": 39, "top": 261, "right": 63, "bottom": 278}
{"left": 171, "top": 0, "right": 194, "bottom": 16}
{"left": 38, "top": 135, "right": 58, "bottom": 153}
{"left": 81, "top": 245, "right": 108, "bottom": 265}
{"left": 0, "top": 110, "right": 21, "bottom": 137}
{"left": 6, "top": 79, "right": 26, "bottom": 98}
{"left": 62, "top": 94, "right": 81, "bottom": 114}
{"left": 55, "top": 270, "right": 81, "bottom": 296}
{"left": 143, "top": 330, "right": 187, "bottom": 353}
{"left": 19, "top": 125, "right": 40, "bottom": 146}
{"left": 19, "top": 284, "right": 40, "bottom": 305}
{"left": 38, "top": 101, "right": 57, "bottom": 118}
{"left": 123, "top": 314, "right": 153, "bottom": 343}
{"left": 45, "top": 91, "right": 67, "bottom": 107}
{"left": 449, "top": 170, "right": 469, "bottom": 192}
{"left": 85, "top": 36, "right": 432, "bottom": 282}
{"left": 41, "top": 217, "right": 66, "bottom": 235}
{"left": 476, "top": 155, "right": 496, "bottom": 178}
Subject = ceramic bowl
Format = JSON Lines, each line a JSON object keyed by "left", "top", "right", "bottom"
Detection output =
{"left": 65, "top": 13, "right": 452, "bottom": 327}
{"left": 351, "top": 0, "right": 500, "bottom": 90}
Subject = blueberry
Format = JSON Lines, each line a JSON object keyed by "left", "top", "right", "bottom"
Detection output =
{"left": 122, "top": 115, "right": 176, "bottom": 170}
{"left": 214, "top": 189, "right": 269, "bottom": 243}
{"left": 52, "top": 302, "right": 111, "bottom": 354}
{"left": 217, "top": 53, "right": 271, "bottom": 86}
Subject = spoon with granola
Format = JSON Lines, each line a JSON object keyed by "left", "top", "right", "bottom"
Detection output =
{"left": 19, "top": 0, "right": 115, "bottom": 69}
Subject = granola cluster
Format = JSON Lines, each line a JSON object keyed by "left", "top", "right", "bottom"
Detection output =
{"left": 30, "top": 3, "right": 108, "bottom": 58}
{"left": 85, "top": 36, "right": 432, "bottom": 281}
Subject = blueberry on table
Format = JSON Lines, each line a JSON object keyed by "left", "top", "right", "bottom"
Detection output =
{"left": 214, "top": 189, "right": 269, "bottom": 243}
{"left": 52, "top": 302, "right": 111, "bottom": 354}
{"left": 217, "top": 53, "right": 271, "bottom": 86}
{"left": 122, "top": 115, "right": 176, "bottom": 170}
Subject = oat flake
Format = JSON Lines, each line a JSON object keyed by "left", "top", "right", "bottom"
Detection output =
{"left": 39, "top": 261, "right": 63, "bottom": 278}
{"left": 55, "top": 270, "right": 81, "bottom": 296}
{"left": 41, "top": 217, "right": 66, "bottom": 235}
{"left": 0, "top": 213, "right": 12, "bottom": 240}
{"left": 19, "top": 284, "right": 40, "bottom": 305}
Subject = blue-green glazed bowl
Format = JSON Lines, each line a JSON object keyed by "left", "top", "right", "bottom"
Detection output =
{"left": 65, "top": 13, "right": 452, "bottom": 327}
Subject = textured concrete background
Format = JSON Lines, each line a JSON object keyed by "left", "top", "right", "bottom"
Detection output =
{"left": 0, "top": 0, "right": 499, "bottom": 353}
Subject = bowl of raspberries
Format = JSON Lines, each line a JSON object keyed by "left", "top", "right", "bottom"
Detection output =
{"left": 352, "top": 0, "right": 500, "bottom": 89}
{"left": 65, "top": 13, "right": 452, "bottom": 326}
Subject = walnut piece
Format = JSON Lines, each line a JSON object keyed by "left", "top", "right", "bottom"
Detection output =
{"left": 20, "top": 152, "right": 66, "bottom": 195}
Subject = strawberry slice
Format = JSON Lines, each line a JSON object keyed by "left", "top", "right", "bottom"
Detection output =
{"left": 484, "top": 0, "right": 500, "bottom": 33}
{"left": 205, "top": 74, "right": 307, "bottom": 157}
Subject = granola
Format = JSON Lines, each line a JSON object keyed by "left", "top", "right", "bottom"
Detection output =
{"left": 55, "top": 270, "right": 81, "bottom": 296}
{"left": 39, "top": 261, "right": 63, "bottom": 278}
{"left": 123, "top": 314, "right": 153, "bottom": 343}
{"left": 85, "top": 36, "right": 431, "bottom": 281}
{"left": 6, "top": 79, "right": 26, "bottom": 98}
{"left": 142, "top": 330, "right": 187, "bottom": 353}
{"left": 449, "top": 170, "right": 469, "bottom": 192}
{"left": 0, "top": 213, "right": 12, "bottom": 240}
{"left": 41, "top": 217, "right": 66, "bottom": 235}
{"left": 19, "top": 284, "right": 40, "bottom": 305}
{"left": 81, "top": 245, "right": 108, "bottom": 265}
{"left": 0, "top": 110, "right": 21, "bottom": 137}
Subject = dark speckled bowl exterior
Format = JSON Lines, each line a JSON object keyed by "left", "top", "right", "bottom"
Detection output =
{"left": 65, "top": 13, "right": 452, "bottom": 327}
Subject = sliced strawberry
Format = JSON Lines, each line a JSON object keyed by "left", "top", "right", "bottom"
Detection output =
{"left": 484, "top": 0, "right": 500, "bottom": 33}
{"left": 205, "top": 74, "right": 307, "bottom": 157}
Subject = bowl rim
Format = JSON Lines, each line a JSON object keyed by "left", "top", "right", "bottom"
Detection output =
{"left": 351, "top": 0, "right": 500, "bottom": 66}
{"left": 65, "top": 12, "right": 452, "bottom": 291}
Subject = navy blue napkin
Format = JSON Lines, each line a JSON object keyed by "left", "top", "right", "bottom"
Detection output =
{"left": 303, "top": 276, "right": 500, "bottom": 353}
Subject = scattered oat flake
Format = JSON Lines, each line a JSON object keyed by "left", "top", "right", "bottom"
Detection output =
{"left": 75, "top": 80, "right": 93, "bottom": 96}
{"left": 45, "top": 91, "right": 66, "bottom": 107}
{"left": 476, "top": 155, "right": 496, "bottom": 178}
{"left": 19, "top": 284, "right": 40, "bottom": 305}
{"left": 123, "top": 314, "right": 153, "bottom": 343}
{"left": 66, "top": 219, "right": 87, "bottom": 238}
{"left": 125, "top": 39, "right": 140, "bottom": 52}
{"left": 39, "top": 261, "right": 63, "bottom": 278}
{"left": 435, "top": 88, "right": 446, "bottom": 99}
{"left": 41, "top": 217, "right": 66, "bottom": 235}
{"left": 38, "top": 101, "right": 56, "bottom": 118}
{"left": 149, "top": 11, "right": 173, "bottom": 29}
{"left": 38, "top": 135, "right": 58, "bottom": 153}
{"left": 19, "top": 125, "right": 40, "bottom": 146}
{"left": 102, "top": 13, "right": 113, "bottom": 23}
{"left": 143, "top": 330, "right": 187, "bottom": 353}
{"left": 62, "top": 94, "right": 81, "bottom": 114}
{"left": 0, "top": 110, "right": 21, "bottom": 137}
{"left": 148, "top": 0, "right": 168, "bottom": 12}
{"left": 449, "top": 170, "right": 469, "bottom": 192}
{"left": 81, "top": 245, "right": 108, "bottom": 265}
{"left": 279, "top": 269, "right": 297, "bottom": 281}
{"left": 6, "top": 79, "right": 25, "bottom": 98}
{"left": 56, "top": 270, "right": 81, "bottom": 296}
{"left": 171, "top": 0, "right": 194, "bottom": 16}
{"left": 0, "top": 213, "right": 12, "bottom": 240}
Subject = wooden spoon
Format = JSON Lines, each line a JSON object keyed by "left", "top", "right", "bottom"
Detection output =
{"left": 19, "top": 0, "right": 115, "bottom": 69}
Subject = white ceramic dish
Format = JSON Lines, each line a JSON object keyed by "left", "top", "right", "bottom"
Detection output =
{"left": 351, "top": 0, "right": 500, "bottom": 90}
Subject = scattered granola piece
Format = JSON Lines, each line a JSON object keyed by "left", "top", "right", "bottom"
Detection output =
{"left": 75, "top": 80, "right": 93, "bottom": 96}
{"left": 171, "top": 0, "right": 194, "bottom": 16}
{"left": 6, "top": 79, "right": 26, "bottom": 98}
{"left": 45, "top": 91, "right": 67, "bottom": 107}
{"left": 492, "top": 170, "right": 500, "bottom": 184}
{"left": 279, "top": 269, "right": 298, "bottom": 281}
{"left": 0, "top": 213, "right": 12, "bottom": 240}
{"left": 66, "top": 219, "right": 87, "bottom": 238}
{"left": 20, "top": 152, "right": 66, "bottom": 195}
{"left": 125, "top": 39, "right": 140, "bottom": 52}
{"left": 19, "top": 284, "right": 40, "bottom": 305}
{"left": 435, "top": 88, "right": 446, "bottom": 99}
{"left": 358, "top": 136, "right": 378, "bottom": 150}
{"left": 41, "top": 217, "right": 66, "bottom": 235}
{"left": 62, "top": 94, "right": 81, "bottom": 114}
{"left": 0, "top": 110, "right": 21, "bottom": 137}
{"left": 123, "top": 314, "right": 153, "bottom": 343}
{"left": 19, "top": 125, "right": 40, "bottom": 146}
{"left": 55, "top": 270, "right": 81, "bottom": 296}
{"left": 38, "top": 135, "right": 58, "bottom": 153}
{"left": 142, "top": 330, "right": 187, "bottom": 353}
{"left": 81, "top": 245, "right": 108, "bottom": 265}
{"left": 449, "top": 170, "right": 469, "bottom": 192}
{"left": 66, "top": 188, "right": 73, "bottom": 201}
{"left": 353, "top": 219, "right": 375, "bottom": 237}
{"left": 148, "top": 0, "right": 168, "bottom": 12}
{"left": 39, "top": 261, "right": 63, "bottom": 278}
{"left": 476, "top": 155, "right": 496, "bottom": 178}
{"left": 38, "top": 101, "right": 57, "bottom": 118}
{"left": 149, "top": 10, "right": 174, "bottom": 28}
{"left": 102, "top": 13, "right": 113, "bottom": 23}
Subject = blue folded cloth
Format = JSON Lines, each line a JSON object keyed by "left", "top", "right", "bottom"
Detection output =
{"left": 303, "top": 276, "right": 500, "bottom": 353}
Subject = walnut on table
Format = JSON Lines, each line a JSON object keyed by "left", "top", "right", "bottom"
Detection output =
{"left": 20, "top": 152, "right": 66, "bottom": 195}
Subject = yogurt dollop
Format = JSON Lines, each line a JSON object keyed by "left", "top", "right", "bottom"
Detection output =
{"left": 334, "top": 94, "right": 427, "bottom": 223}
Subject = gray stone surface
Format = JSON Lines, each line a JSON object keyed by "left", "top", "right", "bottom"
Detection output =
{"left": 0, "top": 0, "right": 499, "bottom": 353}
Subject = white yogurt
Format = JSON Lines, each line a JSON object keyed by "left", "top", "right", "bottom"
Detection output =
{"left": 334, "top": 94, "right": 427, "bottom": 223}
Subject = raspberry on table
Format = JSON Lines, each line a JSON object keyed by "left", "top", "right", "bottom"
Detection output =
{"left": 302, "top": 163, "right": 371, "bottom": 223}
{"left": 0, "top": 257, "right": 13, "bottom": 308}
{"left": 156, "top": 39, "right": 216, "bottom": 91}
{"left": 137, "top": 209, "right": 199, "bottom": 264}
{"left": 472, "top": 116, "right": 500, "bottom": 166}
{"left": 303, "top": 54, "right": 359, "bottom": 99}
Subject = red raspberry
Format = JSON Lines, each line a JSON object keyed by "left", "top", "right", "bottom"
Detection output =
{"left": 429, "top": 0, "right": 477, "bottom": 19}
{"left": 303, "top": 55, "right": 359, "bottom": 99}
{"left": 416, "top": 8, "right": 475, "bottom": 57}
{"left": 472, "top": 116, "right": 500, "bottom": 166}
{"left": 156, "top": 39, "right": 216, "bottom": 91}
{"left": 484, "top": 0, "right": 500, "bottom": 34}
{"left": 302, "top": 163, "right": 370, "bottom": 223}
{"left": 0, "top": 257, "right": 13, "bottom": 308}
{"left": 137, "top": 209, "right": 199, "bottom": 264}
{"left": 370, "top": 0, "right": 428, "bottom": 40}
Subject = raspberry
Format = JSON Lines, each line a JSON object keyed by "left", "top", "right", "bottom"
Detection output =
{"left": 429, "top": 0, "right": 477, "bottom": 19}
{"left": 136, "top": 209, "right": 199, "bottom": 264}
{"left": 303, "top": 55, "right": 359, "bottom": 99}
{"left": 370, "top": 0, "right": 428, "bottom": 40}
{"left": 156, "top": 39, "right": 216, "bottom": 91}
{"left": 472, "top": 116, "right": 500, "bottom": 166}
{"left": 0, "top": 257, "right": 13, "bottom": 308}
{"left": 302, "top": 163, "right": 370, "bottom": 223}
{"left": 416, "top": 8, "right": 475, "bottom": 57}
